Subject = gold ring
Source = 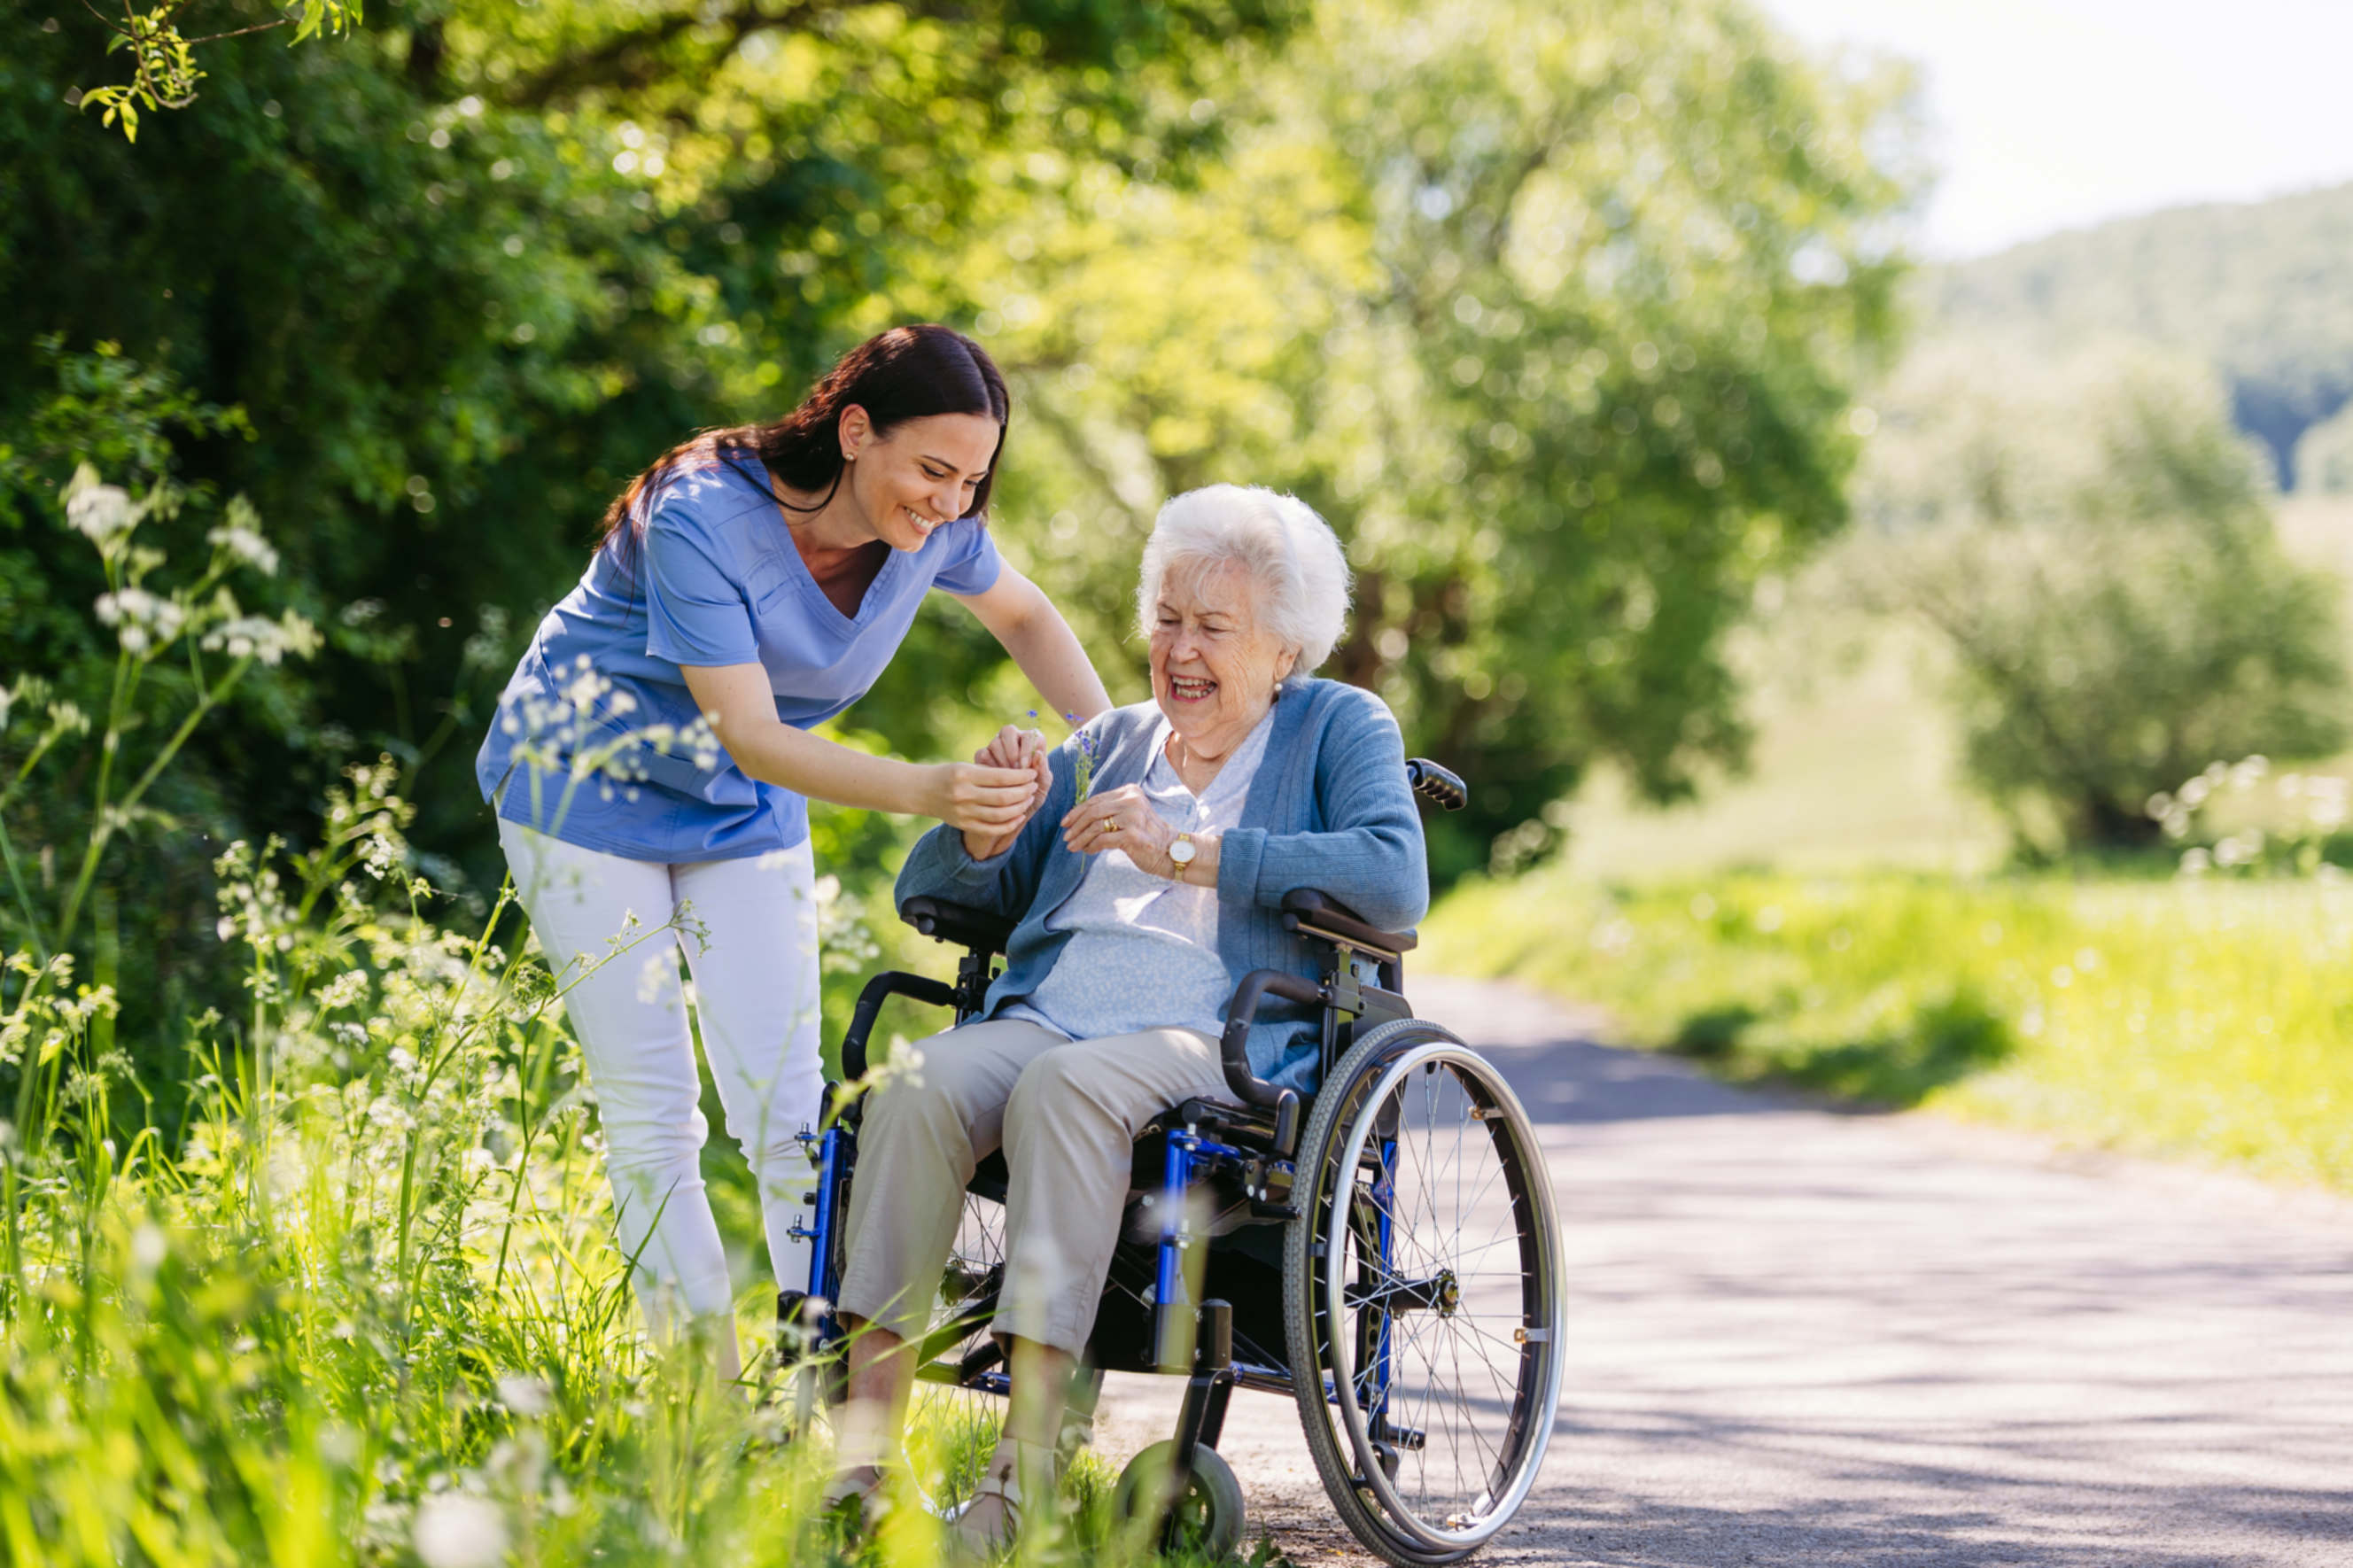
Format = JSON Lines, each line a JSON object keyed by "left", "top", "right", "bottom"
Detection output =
{"left": 1104, "top": 819, "right": 1122, "bottom": 834}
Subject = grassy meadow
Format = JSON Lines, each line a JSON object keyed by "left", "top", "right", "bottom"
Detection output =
{"left": 0, "top": 762, "right": 1184, "bottom": 1568}
{"left": 1427, "top": 496, "right": 2353, "bottom": 1193}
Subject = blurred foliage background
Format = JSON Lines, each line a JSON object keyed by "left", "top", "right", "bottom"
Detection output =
{"left": 11, "top": 0, "right": 2353, "bottom": 1187}
{"left": 4, "top": 0, "right": 1911, "bottom": 1074}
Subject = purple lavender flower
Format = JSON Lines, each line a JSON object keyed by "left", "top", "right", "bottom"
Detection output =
{"left": 1066, "top": 711, "right": 1101, "bottom": 802}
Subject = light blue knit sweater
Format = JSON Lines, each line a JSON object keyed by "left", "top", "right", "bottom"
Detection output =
{"left": 894, "top": 678, "right": 1430, "bottom": 1094}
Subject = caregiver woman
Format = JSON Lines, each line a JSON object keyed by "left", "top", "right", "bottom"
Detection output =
{"left": 476, "top": 325, "right": 1109, "bottom": 1378}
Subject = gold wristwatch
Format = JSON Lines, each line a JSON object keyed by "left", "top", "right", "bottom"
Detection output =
{"left": 1168, "top": 831, "right": 1199, "bottom": 881}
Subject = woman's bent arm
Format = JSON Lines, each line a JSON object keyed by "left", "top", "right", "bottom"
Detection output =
{"left": 954, "top": 564, "right": 1114, "bottom": 722}
{"left": 680, "top": 662, "right": 1036, "bottom": 833}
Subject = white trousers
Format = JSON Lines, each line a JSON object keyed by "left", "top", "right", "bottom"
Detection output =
{"left": 498, "top": 819, "right": 824, "bottom": 1333}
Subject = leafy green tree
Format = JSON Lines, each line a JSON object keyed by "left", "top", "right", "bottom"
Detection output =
{"left": 1842, "top": 342, "right": 2349, "bottom": 848}
{"left": 4, "top": 0, "right": 1298, "bottom": 886}
{"left": 941, "top": 0, "right": 1914, "bottom": 876}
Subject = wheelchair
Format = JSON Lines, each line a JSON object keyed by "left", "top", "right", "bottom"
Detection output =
{"left": 785, "top": 759, "right": 1564, "bottom": 1565}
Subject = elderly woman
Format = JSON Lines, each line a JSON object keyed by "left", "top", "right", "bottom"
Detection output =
{"left": 825, "top": 484, "right": 1428, "bottom": 1541}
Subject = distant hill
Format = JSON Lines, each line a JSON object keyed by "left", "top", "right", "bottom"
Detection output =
{"left": 1923, "top": 182, "right": 2353, "bottom": 490}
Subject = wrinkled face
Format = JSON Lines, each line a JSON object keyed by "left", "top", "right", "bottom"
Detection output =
{"left": 1149, "top": 557, "right": 1298, "bottom": 757}
{"left": 840, "top": 408, "right": 999, "bottom": 551}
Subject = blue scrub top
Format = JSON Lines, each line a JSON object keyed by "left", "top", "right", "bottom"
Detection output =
{"left": 476, "top": 450, "right": 1002, "bottom": 862}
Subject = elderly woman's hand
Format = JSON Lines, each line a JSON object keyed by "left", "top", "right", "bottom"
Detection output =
{"left": 1061, "top": 784, "right": 1180, "bottom": 874}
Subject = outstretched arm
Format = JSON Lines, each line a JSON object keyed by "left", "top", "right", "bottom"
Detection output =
{"left": 680, "top": 663, "right": 1035, "bottom": 834}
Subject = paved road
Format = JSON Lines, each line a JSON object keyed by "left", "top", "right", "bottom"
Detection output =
{"left": 1093, "top": 977, "right": 2353, "bottom": 1567}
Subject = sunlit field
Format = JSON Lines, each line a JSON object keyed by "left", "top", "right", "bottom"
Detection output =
{"left": 1431, "top": 498, "right": 2353, "bottom": 1193}
{"left": 1428, "top": 868, "right": 2353, "bottom": 1189}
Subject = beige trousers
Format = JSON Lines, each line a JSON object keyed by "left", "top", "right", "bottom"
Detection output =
{"left": 836, "top": 1017, "right": 1236, "bottom": 1355}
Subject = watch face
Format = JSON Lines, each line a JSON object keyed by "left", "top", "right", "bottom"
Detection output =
{"left": 1169, "top": 837, "right": 1196, "bottom": 864}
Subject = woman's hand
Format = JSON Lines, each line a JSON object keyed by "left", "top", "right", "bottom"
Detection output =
{"left": 961, "top": 726, "right": 1052, "bottom": 859}
{"left": 928, "top": 758, "right": 1041, "bottom": 840}
{"left": 1061, "top": 784, "right": 1178, "bottom": 874}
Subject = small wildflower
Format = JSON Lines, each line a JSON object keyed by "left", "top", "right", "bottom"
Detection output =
{"left": 1066, "top": 713, "right": 1102, "bottom": 802}
{"left": 413, "top": 1493, "right": 509, "bottom": 1568}
{"left": 64, "top": 464, "right": 140, "bottom": 547}
{"left": 207, "top": 498, "right": 280, "bottom": 575}
{"left": 495, "top": 1373, "right": 551, "bottom": 1417}
{"left": 95, "top": 587, "right": 185, "bottom": 655}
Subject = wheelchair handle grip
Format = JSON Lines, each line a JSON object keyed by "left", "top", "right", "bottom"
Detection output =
{"left": 1405, "top": 757, "right": 1467, "bottom": 813}
{"left": 1219, "top": 969, "right": 1315, "bottom": 1157}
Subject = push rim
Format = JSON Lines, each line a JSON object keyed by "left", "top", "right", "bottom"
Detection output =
{"left": 1321, "top": 1041, "right": 1563, "bottom": 1553}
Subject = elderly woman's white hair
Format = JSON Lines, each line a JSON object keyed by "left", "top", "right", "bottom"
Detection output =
{"left": 1136, "top": 485, "right": 1353, "bottom": 671}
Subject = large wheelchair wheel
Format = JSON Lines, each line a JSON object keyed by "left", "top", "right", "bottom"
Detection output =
{"left": 1283, "top": 1020, "right": 1564, "bottom": 1566}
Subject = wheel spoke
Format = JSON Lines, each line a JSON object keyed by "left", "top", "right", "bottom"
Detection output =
{"left": 1291, "top": 1027, "right": 1562, "bottom": 1558}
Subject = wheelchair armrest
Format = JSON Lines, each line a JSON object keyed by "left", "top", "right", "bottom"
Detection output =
{"left": 900, "top": 895, "right": 1017, "bottom": 957}
{"left": 1281, "top": 889, "right": 1417, "bottom": 958}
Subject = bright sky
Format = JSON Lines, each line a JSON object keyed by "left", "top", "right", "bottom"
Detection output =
{"left": 1754, "top": 0, "right": 2353, "bottom": 259}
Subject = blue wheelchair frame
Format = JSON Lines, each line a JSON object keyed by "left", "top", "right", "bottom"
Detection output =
{"left": 788, "top": 893, "right": 1429, "bottom": 1468}
{"left": 786, "top": 759, "right": 1473, "bottom": 1504}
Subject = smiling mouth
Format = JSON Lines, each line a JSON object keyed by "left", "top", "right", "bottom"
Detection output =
{"left": 901, "top": 505, "right": 938, "bottom": 533}
{"left": 1169, "top": 674, "right": 1217, "bottom": 702}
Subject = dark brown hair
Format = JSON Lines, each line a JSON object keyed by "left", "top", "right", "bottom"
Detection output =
{"left": 595, "top": 323, "right": 1010, "bottom": 571}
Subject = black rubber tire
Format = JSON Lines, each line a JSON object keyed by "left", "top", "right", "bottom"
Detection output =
{"left": 1282, "top": 1018, "right": 1560, "bottom": 1566}
{"left": 1112, "top": 1440, "right": 1246, "bottom": 1560}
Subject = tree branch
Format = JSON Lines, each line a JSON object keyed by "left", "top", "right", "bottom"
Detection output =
{"left": 502, "top": 0, "right": 992, "bottom": 107}
{"left": 182, "top": 16, "right": 289, "bottom": 43}
{"left": 503, "top": 0, "right": 826, "bottom": 107}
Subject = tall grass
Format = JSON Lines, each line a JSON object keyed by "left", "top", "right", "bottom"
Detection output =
{"left": 0, "top": 471, "right": 1221, "bottom": 1565}
{"left": 1426, "top": 866, "right": 2353, "bottom": 1190}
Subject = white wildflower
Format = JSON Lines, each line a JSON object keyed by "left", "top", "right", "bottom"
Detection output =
{"left": 95, "top": 587, "right": 185, "bottom": 654}
{"left": 495, "top": 1374, "right": 551, "bottom": 1417}
{"left": 361, "top": 834, "right": 400, "bottom": 880}
{"left": 207, "top": 522, "right": 280, "bottom": 577}
{"left": 129, "top": 1223, "right": 167, "bottom": 1274}
{"left": 412, "top": 1492, "right": 509, "bottom": 1568}
{"left": 203, "top": 610, "right": 320, "bottom": 667}
{"left": 316, "top": 970, "right": 370, "bottom": 1011}
{"left": 65, "top": 465, "right": 140, "bottom": 547}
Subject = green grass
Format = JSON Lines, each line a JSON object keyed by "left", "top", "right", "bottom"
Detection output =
{"left": 0, "top": 769, "right": 1250, "bottom": 1567}
{"left": 0, "top": 501, "right": 1268, "bottom": 1568}
{"left": 1425, "top": 866, "right": 2353, "bottom": 1192}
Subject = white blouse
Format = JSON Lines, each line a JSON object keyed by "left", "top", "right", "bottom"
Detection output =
{"left": 1001, "top": 706, "right": 1276, "bottom": 1043}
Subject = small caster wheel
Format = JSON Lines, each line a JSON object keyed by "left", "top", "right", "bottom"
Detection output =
{"left": 1112, "top": 1440, "right": 1246, "bottom": 1558}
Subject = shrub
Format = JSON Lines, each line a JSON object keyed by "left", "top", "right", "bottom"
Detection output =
{"left": 1842, "top": 344, "right": 2350, "bottom": 847}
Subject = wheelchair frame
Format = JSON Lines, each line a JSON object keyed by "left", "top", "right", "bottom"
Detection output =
{"left": 783, "top": 759, "right": 1560, "bottom": 1561}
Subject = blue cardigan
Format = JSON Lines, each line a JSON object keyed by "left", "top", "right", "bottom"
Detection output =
{"left": 894, "top": 678, "right": 1430, "bottom": 1094}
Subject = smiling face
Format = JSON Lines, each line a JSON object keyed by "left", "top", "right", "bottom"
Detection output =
{"left": 1150, "top": 556, "right": 1298, "bottom": 760}
{"left": 839, "top": 408, "right": 1000, "bottom": 551}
